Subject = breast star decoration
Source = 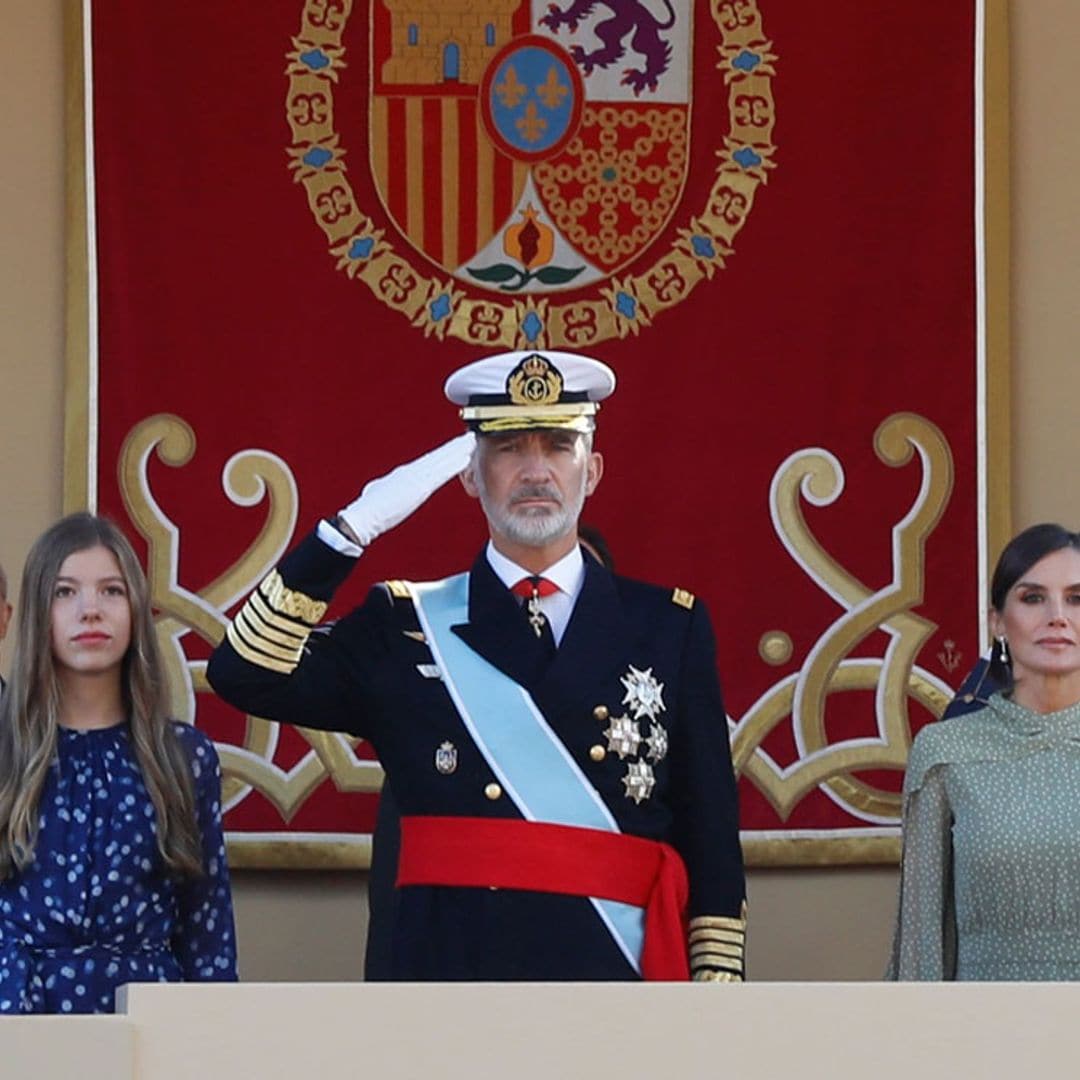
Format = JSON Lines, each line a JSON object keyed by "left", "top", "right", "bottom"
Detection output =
{"left": 645, "top": 721, "right": 669, "bottom": 763}
{"left": 604, "top": 714, "right": 642, "bottom": 760}
{"left": 622, "top": 760, "right": 656, "bottom": 804}
{"left": 621, "top": 665, "right": 666, "bottom": 722}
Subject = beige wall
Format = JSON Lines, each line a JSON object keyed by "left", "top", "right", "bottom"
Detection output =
{"left": 1, "top": 1, "right": 1076, "bottom": 983}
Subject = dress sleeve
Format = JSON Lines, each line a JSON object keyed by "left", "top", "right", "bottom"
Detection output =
{"left": 171, "top": 728, "right": 239, "bottom": 981}
{"left": 886, "top": 760, "right": 957, "bottom": 980}
{"left": 666, "top": 599, "right": 747, "bottom": 982}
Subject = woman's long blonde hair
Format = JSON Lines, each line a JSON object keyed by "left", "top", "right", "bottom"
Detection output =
{"left": 0, "top": 513, "right": 203, "bottom": 878}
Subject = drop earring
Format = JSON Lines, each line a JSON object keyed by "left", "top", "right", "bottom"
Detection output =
{"left": 997, "top": 635, "right": 1010, "bottom": 665}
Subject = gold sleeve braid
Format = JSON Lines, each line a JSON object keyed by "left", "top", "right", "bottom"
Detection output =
{"left": 689, "top": 905, "right": 746, "bottom": 982}
{"left": 225, "top": 570, "right": 328, "bottom": 674}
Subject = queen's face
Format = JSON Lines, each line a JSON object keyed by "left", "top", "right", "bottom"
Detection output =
{"left": 50, "top": 545, "right": 133, "bottom": 680}
{"left": 991, "top": 547, "right": 1080, "bottom": 686}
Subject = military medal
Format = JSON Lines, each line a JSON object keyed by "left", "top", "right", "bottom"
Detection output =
{"left": 622, "top": 761, "right": 656, "bottom": 804}
{"left": 511, "top": 575, "right": 558, "bottom": 638}
{"left": 603, "top": 714, "right": 641, "bottom": 760}
{"left": 434, "top": 741, "right": 458, "bottom": 775}
{"left": 620, "top": 665, "right": 666, "bottom": 721}
{"left": 526, "top": 593, "right": 546, "bottom": 638}
{"left": 645, "top": 721, "right": 669, "bottom": 763}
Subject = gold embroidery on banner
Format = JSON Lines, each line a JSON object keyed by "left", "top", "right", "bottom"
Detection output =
{"left": 285, "top": 1, "right": 778, "bottom": 347}
{"left": 259, "top": 569, "right": 328, "bottom": 625}
{"left": 731, "top": 413, "right": 956, "bottom": 831}
{"left": 227, "top": 837, "right": 371, "bottom": 871}
{"left": 533, "top": 105, "right": 686, "bottom": 270}
{"left": 118, "top": 413, "right": 386, "bottom": 848}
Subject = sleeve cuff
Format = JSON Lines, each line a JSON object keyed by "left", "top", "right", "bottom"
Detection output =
{"left": 317, "top": 517, "right": 364, "bottom": 558}
{"left": 688, "top": 904, "right": 746, "bottom": 982}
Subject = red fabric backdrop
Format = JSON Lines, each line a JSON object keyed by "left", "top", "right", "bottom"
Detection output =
{"left": 84, "top": 0, "right": 982, "bottom": 862}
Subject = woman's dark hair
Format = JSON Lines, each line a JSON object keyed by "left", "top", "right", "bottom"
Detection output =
{"left": 988, "top": 522, "right": 1080, "bottom": 684}
{"left": 578, "top": 523, "right": 614, "bottom": 571}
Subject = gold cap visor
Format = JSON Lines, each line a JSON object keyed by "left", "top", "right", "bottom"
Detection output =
{"left": 462, "top": 402, "right": 599, "bottom": 434}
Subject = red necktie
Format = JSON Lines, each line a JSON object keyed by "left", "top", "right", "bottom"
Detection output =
{"left": 510, "top": 576, "right": 559, "bottom": 600}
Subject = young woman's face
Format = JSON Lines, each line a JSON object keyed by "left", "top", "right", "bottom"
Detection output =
{"left": 991, "top": 546, "right": 1080, "bottom": 685}
{"left": 50, "top": 545, "right": 133, "bottom": 679}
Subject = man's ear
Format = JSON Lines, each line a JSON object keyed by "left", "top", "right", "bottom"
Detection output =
{"left": 585, "top": 451, "right": 604, "bottom": 496}
{"left": 460, "top": 462, "right": 480, "bottom": 499}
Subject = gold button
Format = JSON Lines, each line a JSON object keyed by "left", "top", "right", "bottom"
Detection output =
{"left": 484, "top": 782, "right": 502, "bottom": 801}
{"left": 589, "top": 745, "right": 606, "bottom": 762}
{"left": 593, "top": 705, "right": 609, "bottom": 721}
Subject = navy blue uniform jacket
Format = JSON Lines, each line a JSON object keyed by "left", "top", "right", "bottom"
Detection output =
{"left": 207, "top": 531, "right": 745, "bottom": 980}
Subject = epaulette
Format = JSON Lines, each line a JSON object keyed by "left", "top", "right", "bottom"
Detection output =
{"left": 383, "top": 579, "right": 412, "bottom": 600}
{"left": 671, "top": 587, "right": 695, "bottom": 610}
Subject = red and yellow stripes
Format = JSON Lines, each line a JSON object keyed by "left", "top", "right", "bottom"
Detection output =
{"left": 370, "top": 95, "right": 528, "bottom": 269}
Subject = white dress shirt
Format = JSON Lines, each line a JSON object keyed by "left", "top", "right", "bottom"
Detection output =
{"left": 484, "top": 541, "right": 585, "bottom": 646}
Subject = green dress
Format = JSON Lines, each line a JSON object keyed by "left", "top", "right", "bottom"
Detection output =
{"left": 888, "top": 692, "right": 1080, "bottom": 980}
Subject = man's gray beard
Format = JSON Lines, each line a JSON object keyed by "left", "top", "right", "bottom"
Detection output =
{"left": 476, "top": 472, "right": 588, "bottom": 547}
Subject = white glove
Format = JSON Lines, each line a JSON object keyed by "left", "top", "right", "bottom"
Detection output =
{"left": 335, "top": 432, "right": 476, "bottom": 546}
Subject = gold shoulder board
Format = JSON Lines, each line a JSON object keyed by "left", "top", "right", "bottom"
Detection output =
{"left": 384, "top": 579, "right": 412, "bottom": 600}
{"left": 671, "top": 588, "right": 695, "bottom": 610}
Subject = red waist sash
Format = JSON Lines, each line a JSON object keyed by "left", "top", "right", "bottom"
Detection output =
{"left": 397, "top": 815, "right": 690, "bottom": 981}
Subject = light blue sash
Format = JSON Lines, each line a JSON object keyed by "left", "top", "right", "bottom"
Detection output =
{"left": 409, "top": 573, "right": 645, "bottom": 973}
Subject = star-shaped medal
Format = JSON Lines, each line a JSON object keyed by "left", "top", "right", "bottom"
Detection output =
{"left": 603, "top": 714, "right": 642, "bottom": 760}
{"left": 622, "top": 760, "right": 656, "bottom": 804}
{"left": 620, "top": 665, "right": 666, "bottom": 722}
{"left": 645, "top": 721, "right": 669, "bottom": 763}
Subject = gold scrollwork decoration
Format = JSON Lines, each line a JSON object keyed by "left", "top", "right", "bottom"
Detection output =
{"left": 117, "top": 414, "right": 385, "bottom": 827}
{"left": 732, "top": 412, "right": 956, "bottom": 824}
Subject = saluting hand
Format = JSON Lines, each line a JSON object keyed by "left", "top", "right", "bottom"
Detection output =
{"left": 335, "top": 432, "right": 476, "bottom": 546}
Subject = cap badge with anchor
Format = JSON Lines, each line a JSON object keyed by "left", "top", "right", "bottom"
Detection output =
{"left": 445, "top": 349, "right": 615, "bottom": 434}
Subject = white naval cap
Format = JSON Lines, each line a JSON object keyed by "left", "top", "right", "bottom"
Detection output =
{"left": 444, "top": 349, "right": 616, "bottom": 434}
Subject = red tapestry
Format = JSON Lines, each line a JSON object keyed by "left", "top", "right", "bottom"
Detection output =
{"left": 77, "top": 0, "right": 990, "bottom": 865}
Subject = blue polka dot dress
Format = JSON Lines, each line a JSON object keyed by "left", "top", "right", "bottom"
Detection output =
{"left": 889, "top": 692, "right": 1080, "bottom": 980}
{"left": 0, "top": 721, "right": 237, "bottom": 1013}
